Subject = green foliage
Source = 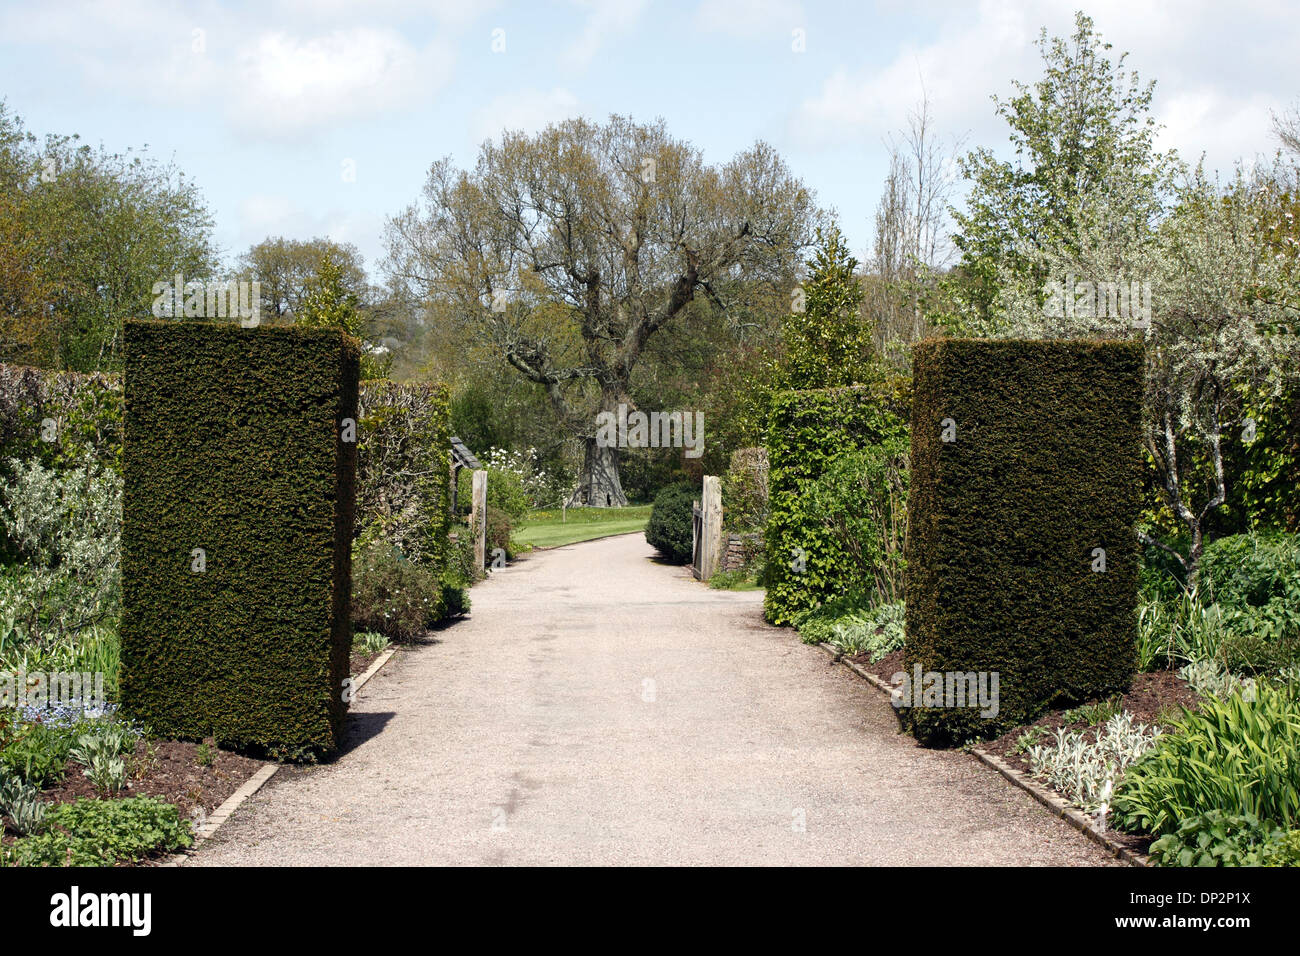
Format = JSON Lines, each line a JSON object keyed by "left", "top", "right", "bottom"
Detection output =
{"left": 460, "top": 465, "right": 530, "bottom": 523}
{"left": 353, "top": 631, "right": 390, "bottom": 656}
{"left": 1262, "top": 829, "right": 1300, "bottom": 866}
{"left": 1026, "top": 712, "right": 1162, "bottom": 812}
{"left": 763, "top": 379, "right": 909, "bottom": 626}
{"left": 0, "top": 765, "right": 47, "bottom": 835}
{"left": 0, "top": 365, "right": 123, "bottom": 478}
{"left": 4, "top": 796, "right": 192, "bottom": 866}
{"left": 949, "top": 12, "right": 1175, "bottom": 331}
{"left": 1148, "top": 811, "right": 1282, "bottom": 867}
{"left": 0, "top": 104, "right": 218, "bottom": 372}
{"left": 821, "top": 601, "right": 905, "bottom": 660}
{"left": 356, "top": 380, "right": 452, "bottom": 566}
{"left": 1113, "top": 683, "right": 1300, "bottom": 837}
{"left": 351, "top": 537, "right": 449, "bottom": 641}
{"left": 0, "top": 721, "right": 72, "bottom": 787}
{"left": 67, "top": 720, "right": 137, "bottom": 795}
{"left": 485, "top": 506, "right": 513, "bottom": 562}
{"left": 805, "top": 434, "right": 909, "bottom": 605}
{"left": 904, "top": 340, "right": 1144, "bottom": 743}
{"left": 0, "top": 458, "right": 120, "bottom": 649}
{"left": 297, "top": 250, "right": 387, "bottom": 380}
{"left": 1201, "top": 533, "right": 1300, "bottom": 609}
{"left": 119, "top": 321, "right": 359, "bottom": 753}
{"left": 721, "top": 447, "right": 768, "bottom": 533}
{"left": 781, "top": 225, "right": 872, "bottom": 388}
{"left": 645, "top": 482, "right": 697, "bottom": 564}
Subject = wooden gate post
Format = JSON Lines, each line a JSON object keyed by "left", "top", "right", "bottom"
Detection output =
{"left": 700, "top": 475, "right": 723, "bottom": 581}
{"left": 470, "top": 469, "right": 488, "bottom": 568}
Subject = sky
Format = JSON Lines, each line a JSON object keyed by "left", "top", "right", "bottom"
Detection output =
{"left": 1, "top": 0, "right": 1296, "bottom": 281}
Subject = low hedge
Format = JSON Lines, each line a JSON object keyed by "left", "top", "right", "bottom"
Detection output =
{"left": 762, "top": 378, "right": 909, "bottom": 625}
{"left": 903, "top": 339, "right": 1143, "bottom": 744}
{"left": 120, "top": 321, "right": 359, "bottom": 754}
{"left": 646, "top": 482, "right": 697, "bottom": 564}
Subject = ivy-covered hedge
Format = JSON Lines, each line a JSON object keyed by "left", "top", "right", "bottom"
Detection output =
{"left": 763, "top": 379, "right": 909, "bottom": 625}
{"left": 355, "top": 380, "right": 452, "bottom": 565}
{"left": 120, "top": 321, "right": 359, "bottom": 754}
{"left": 904, "top": 339, "right": 1143, "bottom": 744}
{"left": 0, "top": 364, "right": 122, "bottom": 473}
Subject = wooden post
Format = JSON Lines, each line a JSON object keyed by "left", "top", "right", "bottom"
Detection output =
{"left": 700, "top": 475, "right": 723, "bottom": 581}
{"left": 470, "top": 469, "right": 488, "bottom": 569}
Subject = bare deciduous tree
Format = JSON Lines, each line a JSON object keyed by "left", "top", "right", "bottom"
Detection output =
{"left": 384, "top": 116, "right": 819, "bottom": 505}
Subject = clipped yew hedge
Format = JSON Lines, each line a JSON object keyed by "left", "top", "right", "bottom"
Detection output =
{"left": 903, "top": 339, "right": 1143, "bottom": 744}
{"left": 120, "top": 321, "right": 359, "bottom": 755}
{"left": 763, "top": 379, "right": 908, "bottom": 625}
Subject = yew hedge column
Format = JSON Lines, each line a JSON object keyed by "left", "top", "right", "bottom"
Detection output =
{"left": 903, "top": 339, "right": 1144, "bottom": 744}
{"left": 120, "top": 321, "right": 360, "bottom": 755}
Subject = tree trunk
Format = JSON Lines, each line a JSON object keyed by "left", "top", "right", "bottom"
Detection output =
{"left": 568, "top": 437, "right": 627, "bottom": 508}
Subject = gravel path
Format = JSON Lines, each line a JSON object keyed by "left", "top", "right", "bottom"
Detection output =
{"left": 187, "top": 532, "right": 1119, "bottom": 866}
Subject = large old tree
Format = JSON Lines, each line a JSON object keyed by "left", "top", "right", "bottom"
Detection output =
{"left": 384, "top": 115, "right": 818, "bottom": 505}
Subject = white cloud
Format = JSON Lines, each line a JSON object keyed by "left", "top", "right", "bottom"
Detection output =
{"left": 694, "top": 0, "right": 805, "bottom": 38}
{"left": 470, "top": 87, "right": 582, "bottom": 145}
{"left": 563, "top": 0, "right": 648, "bottom": 68}
{"left": 227, "top": 29, "right": 454, "bottom": 141}
{"left": 791, "top": 0, "right": 1298, "bottom": 175}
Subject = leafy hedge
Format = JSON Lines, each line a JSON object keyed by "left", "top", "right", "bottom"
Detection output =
{"left": 904, "top": 339, "right": 1143, "bottom": 744}
{"left": 0, "top": 364, "right": 123, "bottom": 476}
{"left": 646, "top": 482, "right": 697, "bottom": 564}
{"left": 762, "top": 380, "right": 908, "bottom": 626}
{"left": 120, "top": 321, "right": 359, "bottom": 754}
{"left": 355, "top": 380, "right": 451, "bottom": 565}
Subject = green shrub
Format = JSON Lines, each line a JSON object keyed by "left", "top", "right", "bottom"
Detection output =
{"left": 826, "top": 601, "right": 906, "bottom": 660}
{"left": 0, "top": 458, "right": 121, "bottom": 649}
{"left": 444, "top": 529, "right": 481, "bottom": 587}
{"left": 904, "top": 339, "right": 1144, "bottom": 744}
{"left": 791, "top": 593, "right": 872, "bottom": 644}
{"left": 1201, "top": 533, "right": 1300, "bottom": 609}
{"left": 645, "top": 482, "right": 697, "bottom": 564}
{"left": 486, "top": 505, "right": 513, "bottom": 560}
{"left": 805, "top": 436, "right": 909, "bottom": 605}
{"left": 1148, "top": 811, "right": 1280, "bottom": 867}
{"left": 1113, "top": 682, "right": 1300, "bottom": 837}
{"left": 356, "top": 380, "right": 452, "bottom": 567}
{"left": 5, "top": 796, "right": 192, "bottom": 866}
{"left": 1262, "top": 829, "right": 1300, "bottom": 866}
{"left": 722, "top": 447, "right": 769, "bottom": 532}
{"left": 460, "top": 465, "right": 531, "bottom": 524}
{"left": 0, "top": 765, "right": 47, "bottom": 835}
{"left": 0, "top": 721, "right": 72, "bottom": 787}
{"left": 120, "top": 321, "right": 358, "bottom": 754}
{"left": 352, "top": 537, "right": 447, "bottom": 641}
{"left": 763, "top": 379, "right": 908, "bottom": 626}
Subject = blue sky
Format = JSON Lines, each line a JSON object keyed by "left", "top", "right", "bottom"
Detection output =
{"left": 1, "top": 0, "right": 1296, "bottom": 281}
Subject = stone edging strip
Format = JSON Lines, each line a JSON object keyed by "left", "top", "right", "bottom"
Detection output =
{"left": 813, "top": 640, "right": 1148, "bottom": 868}
{"left": 161, "top": 645, "right": 399, "bottom": 866}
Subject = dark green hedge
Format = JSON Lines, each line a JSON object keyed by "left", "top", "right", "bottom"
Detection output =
{"left": 763, "top": 379, "right": 908, "bottom": 625}
{"left": 646, "top": 481, "right": 698, "bottom": 564}
{"left": 903, "top": 339, "right": 1143, "bottom": 744}
{"left": 120, "top": 321, "right": 359, "bottom": 754}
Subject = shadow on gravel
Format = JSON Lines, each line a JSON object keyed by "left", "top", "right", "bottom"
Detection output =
{"left": 335, "top": 711, "right": 396, "bottom": 759}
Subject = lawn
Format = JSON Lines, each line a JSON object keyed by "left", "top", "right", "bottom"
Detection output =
{"left": 514, "top": 504, "right": 652, "bottom": 549}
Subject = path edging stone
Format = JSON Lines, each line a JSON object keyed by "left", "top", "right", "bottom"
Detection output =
{"left": 163, "top": 646, "right": 398, "bottom": 866}
{"left": 812, "top": 640, "right": 1148, "bottom": 867}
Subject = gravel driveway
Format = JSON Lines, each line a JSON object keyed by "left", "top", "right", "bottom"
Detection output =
{"left": 186, "top": 532, "right": 1118, "bottom": 866}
